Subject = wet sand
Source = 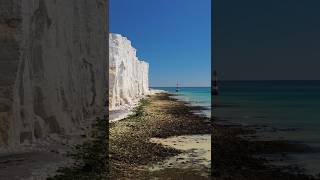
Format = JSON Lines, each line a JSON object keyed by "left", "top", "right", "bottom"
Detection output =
{"left": 109, "top": 93, "right": 212, "bottom": 179}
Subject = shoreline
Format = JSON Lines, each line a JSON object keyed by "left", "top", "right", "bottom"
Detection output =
{"left": 109, "top": 92, "right": 212, "bottom": 179}
{"left": 213, "top": 118, "right": 320, "bottom": 179}
{"left": 154, "top": 87, "right": 211, "bottom": 118}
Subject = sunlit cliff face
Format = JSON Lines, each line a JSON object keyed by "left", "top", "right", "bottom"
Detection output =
{"left": 109, "top": 33, "right": 149, "bottom": 111}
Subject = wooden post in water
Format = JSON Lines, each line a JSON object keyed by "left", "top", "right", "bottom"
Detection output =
{"left": 213, "top": 70, "right": 218, "bottom": 95}
{"left": 176, "top": 82, "right": 179, "bottom": 92}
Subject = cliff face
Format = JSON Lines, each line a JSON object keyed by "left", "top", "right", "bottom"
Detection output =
{"left": 109, "top": 33, "right": 149, "bottom": 110}
{"left": 0, "top": 0, "right": 21, "bottom": 147}
{"left": 0, "top": 0, "right": 108, "bottom": 148}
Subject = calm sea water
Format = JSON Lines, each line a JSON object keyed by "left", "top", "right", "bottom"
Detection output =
{"left": 214, "top": 80, "right": 320, "bottom": 175}
{"left": 152, "top": 87, "right": 211, "bottom": 117}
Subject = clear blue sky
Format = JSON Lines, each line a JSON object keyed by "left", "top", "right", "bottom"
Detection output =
{"left": 110, "top": 0, "right": 211, "bottom": 87}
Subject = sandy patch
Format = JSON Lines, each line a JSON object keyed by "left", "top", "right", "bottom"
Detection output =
{"left": 149, "top": 134, "right": 211, "bottom": 172}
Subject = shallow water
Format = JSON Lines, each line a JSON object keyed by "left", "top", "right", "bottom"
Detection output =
{"left": 152, "top": 87, "right": 211, "bottom": 117}
{"left": 214, "top": 80, "right": 320, "bottom": 175}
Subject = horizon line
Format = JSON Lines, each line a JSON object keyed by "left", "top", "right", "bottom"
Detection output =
{"left": 151, "top": 86, "right": 211, "bottom": 88}
{"left": 218, "top": 79, "right": 320, "bottom": 81}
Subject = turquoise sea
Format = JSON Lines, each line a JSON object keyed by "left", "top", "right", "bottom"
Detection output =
{"left": 214, "top": 80, "right": 320, "bottom": 175}
{"left": 152, "top": 87, "right": 211, "bottom": 118}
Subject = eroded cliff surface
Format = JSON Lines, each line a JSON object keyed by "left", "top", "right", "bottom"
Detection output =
{"left": 0, "top": 0, "right": 108, "bottom": 149}
{"left": 0, "top": 0, "right": 21, "bottom": 147}
{"left": 109, "top": 33, "right": 149, "bottom": 110}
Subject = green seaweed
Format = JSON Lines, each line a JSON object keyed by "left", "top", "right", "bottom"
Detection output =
{"left": 48, "top": 117, "right": 107, "bottom": 180}
{"left": 127, "top": 98, "right": 150, "bottom": 118}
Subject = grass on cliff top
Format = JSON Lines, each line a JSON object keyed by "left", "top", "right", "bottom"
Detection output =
{"left": 47, "top": 117, "right": 107, "bottom": 180}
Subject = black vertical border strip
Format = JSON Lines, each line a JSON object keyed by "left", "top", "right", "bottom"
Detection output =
{"left": 106, "top": 0, "right": 110, "bottom": 177}
{"left": 211, "top": 0, "right": 216, "bottom": 178}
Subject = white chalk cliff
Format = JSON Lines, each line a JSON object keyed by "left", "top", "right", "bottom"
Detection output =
{"left": 0, "top": 0, "right": 108, "bottom": 148}
{"left": 109, "top": 33, "right": 149, "bottom": 110}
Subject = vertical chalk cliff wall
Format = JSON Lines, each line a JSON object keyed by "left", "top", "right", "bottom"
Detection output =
{"left": 0, "top": 0, "right": 21, "bottom": 147}
{"left": 109, "top": 33, "right": 149, "bottom": 110}
{"left": 0, "top": 0, "right": 108, "bottom": 148}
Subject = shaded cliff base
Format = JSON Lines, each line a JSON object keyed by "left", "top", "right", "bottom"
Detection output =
{"left": 0, "top": 118, "right": 104, "bottom": 179}
{"left": 0, "top": 151, "right": 70, "bottom": 180}
{"left": 47, "top": 118, "right": 107, "bottom": 180}
{"left": 109, "top": 93, "right": 212, "bottom": 179}
{"left": 212, "top": 121, "right": 320, "bottom": 180}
